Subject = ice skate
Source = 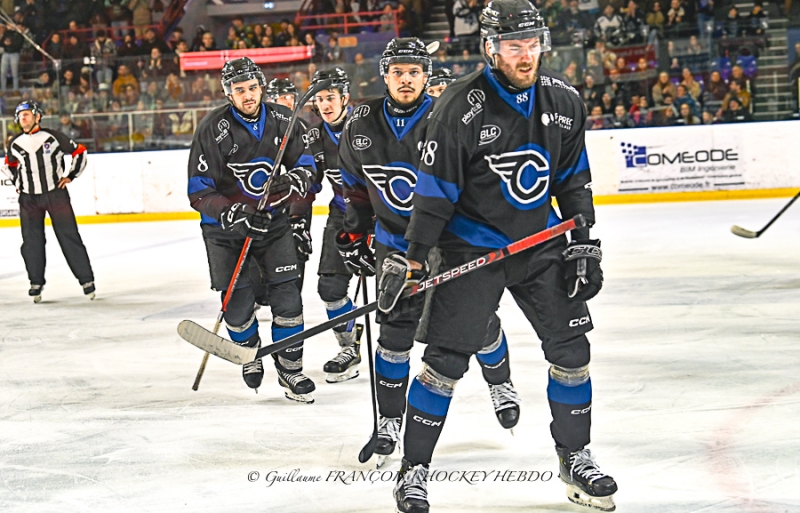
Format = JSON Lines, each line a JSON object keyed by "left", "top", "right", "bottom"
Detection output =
{"left": 82, "top": 281, "right": 96, "bottom": 300}
{"left": 488, "top": 380, "right": 521, "bottom": 431}
{"left": 323, "top": 325, "right": 363, "bottom": 383}
{"left": 557, "top": 446, "right": 617, "bottom": 511}
{"left": 274, "top": 358, "right": 316, "bottom": 403}
{"left": 394, "top": 458, "right": 429, "bottom": 513}
{"left": 242, "top": 358, "right": 264, "bottom": 390}
{"left": 29, "top": 284, "right": 43, "bottom": 303}
{"left": 375, "top": 415, "right": 402, "bottom": 468}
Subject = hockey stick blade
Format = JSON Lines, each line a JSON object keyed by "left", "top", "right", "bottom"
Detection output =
{"left": 179, "top": 216, "right": 583, "bottom": 365}
{"left": 730, "top": 225, "right": 758, "bottom": 238}
{"left": 179, "top": 320, "right": 257, "bottom": 365}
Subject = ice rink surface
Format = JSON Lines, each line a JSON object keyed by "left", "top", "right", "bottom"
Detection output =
{"left": 1, "top": 198, "right": 800, "bottom": 513}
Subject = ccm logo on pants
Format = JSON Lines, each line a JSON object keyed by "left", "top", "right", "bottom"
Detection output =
{"left": 413, "top": 415, "right": 442, "bottom": 427}
{"left": 275, "top": 265, "right": 298, "bottom": 272}
{"left": 569, "top": 316, "right": 591, "bottom": 327}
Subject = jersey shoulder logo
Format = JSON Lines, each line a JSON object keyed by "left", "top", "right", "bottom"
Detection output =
{"left": 307, "top": 127, "right": 320, "bottom": 144}
{"left": 227, "top": 158, "right": 275, "bottom": 199}
{"left": 362, "top": 163, "right": 418, "bottom": 215}
{"left": 462, "top": 89, "right": 485, "bottom": 125}
{"left": 346, "top": 104, "right": 371, "bottom": 129}
{"left": 484, "top": 144, "right": 551, "bottom": 210}
{"left": 353, "top": 135, "right": 371, "bottom": 151}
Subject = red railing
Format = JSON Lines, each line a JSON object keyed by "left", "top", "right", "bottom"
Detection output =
{"left": 295, "top": 10, "right": 401, "bottom": 37}
{"left": 52, "top": 24, "right": 164, "bottom": 46}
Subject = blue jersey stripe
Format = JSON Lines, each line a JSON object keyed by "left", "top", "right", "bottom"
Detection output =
{"left": 341, "top": 168, "right": 366, "bottom": 187}
{"left": 188, "top": 175, "right": 216, "bottom": 195}
{"left": 375, "top": 223, "right": 409, "bottom": 252}
{"left": 295, "top": 153, "right": 317, "bottom": 170}
{"left": 444, "top": 214, "right": 512, "bottom": 249}
{"left": 415, "top": 170, "right": 461, "bottom": 203}
{"left": 555, "top": 148, "right": 589, "bottom": 184}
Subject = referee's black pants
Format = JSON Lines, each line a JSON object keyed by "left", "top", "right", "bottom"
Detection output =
{"left": 20, "top": 189, "right": 94, "bottom": 286}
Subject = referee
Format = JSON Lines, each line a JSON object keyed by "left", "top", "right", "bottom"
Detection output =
{"left": 4, "top": 101, "right": 95, "bottom": 302}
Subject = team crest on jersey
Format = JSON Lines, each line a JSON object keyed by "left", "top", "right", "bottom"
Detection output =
{"left": 353, "top": 135, "right": 371, "bottom": 150}
{"left": 325, "top": 168, "right": 343, "bottom": 185}
{"left": 362, "top": 163, "right": 417, "bottom": 215}
{"left": 307, "top": 128, "right": 320, "bottom": 144}
{"left": 346, "top": 104, "right": 371, "bottom": 129}
{"left": 484, "top": 144, "right": 551, "bottom": 210}
{"left": 227, "top": 157, "right": 275, "bottom": 199}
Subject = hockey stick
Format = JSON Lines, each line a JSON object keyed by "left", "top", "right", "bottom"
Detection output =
{"left": 731, "top": 191, "right": 800, "bottom": 238}
{"left": 179, "top": 215, "right": 586, "bottom": 364}
{"left": 190, "top": 78, "right": 335, "bottom": 391}
{"left": 357, "top": 274, "right": 379, "bottom": 464}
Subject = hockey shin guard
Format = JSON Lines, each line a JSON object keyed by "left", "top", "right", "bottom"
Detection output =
{"left": 324, "top": 297, "right": 357, "bottom": 346}
{"left": 476, "top": 330, "right": 511, "bottom": 385}
{"left": 375, "top": 345, "right": 410, "bottom": 419}
{"left": 547, "top": 364, "right": 592, "bottom": 450}
{"left": 227, "top": 313, "right": 260, "bottom": 348}
{"left": 272, "top": 315, "right": 305, "bottom": 371}
{"left": 404, "top": 364, "right": 457, "bottom": 466}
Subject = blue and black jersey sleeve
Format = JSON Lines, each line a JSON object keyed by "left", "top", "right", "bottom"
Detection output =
{"left": 551, "top": 100, "right": 594, "bottom": 240}
{"left": 406, "top": 117, "right": 466, "bottom": 260}
{"left": 338, "top": 121, "right": 374, "bottom": 235}
{"left": 187, "top": 118, "right": 233, "bottom": 225}
{"left": 286, "top": 120, "right": 319, "bottom": 218}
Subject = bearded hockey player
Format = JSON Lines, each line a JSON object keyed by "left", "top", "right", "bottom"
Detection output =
{"left": 382, "top": 1, "right": 617, "bottom": 511}
{"left": 337, "top": 38, "right": 521, "bottom": 469}
{"left": 187, "top": 57, "right": 318, "bottom": 403}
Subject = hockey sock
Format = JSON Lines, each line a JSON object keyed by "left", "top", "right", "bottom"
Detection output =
{"left": 227, "top": 316, "right": 259, "bottom": 348}
{"left": 403, "top": 366, "right": 456, "bottom": 466}
{"left": 324, "top": 297, "right": 356, "bottom": 345}
{"left": 375, "top": 347, "right": 410, "bottom": 419}
{"left": 547, "top": 365, "right": 592, "bottom": 450}
{"left": 476, "top": 330, "right": 511, "bottom": 385}
{"left": 272, "top": 315, "right": 305, "bottom": 371}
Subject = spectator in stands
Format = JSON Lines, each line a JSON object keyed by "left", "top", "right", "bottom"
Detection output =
{"left": 45, "top": 32, "right": 64, "bottom": 59}
{"left": 141, "top": 27, "right": 171, "bottom": 56}
{"left": 168, "top": 27, "right": 184, "bottom": 52}
{"left": 230, "top": 16, "right": 251, "bottom": 45}
{"left": 723, "top": 6, "right": 740, "bottom": 38}
{"left": 113, "top": 64, "right": 139, "bottom": 98}
{"left": 703, "top": 70, "right": 728, "bottom": 103}
{"left": 33, "top": 71, "right": 55, "bottom": 92}
{"left": 622, "top": 0, "right": 646, "bottom": 43}
{"left": 680, "top": 68, "right": 702, "bottom": 100}
{"left": 588, "top": 105, "right": 609, "bottom": 129}
{"left": 129, "top": 0, "right": 153, "bottom": 38}
{"left": 225, "top": 27, "right": 240, "bottom": 49}
{"left": 721, "top": 97, "right": 752, "bottom": 122}
{"left": 747, "top": 1, "right": 766, "bottom": 36}
{"left": 722, "top": 80, "right": 750, "bottom": 111}
{"left": 286, "top": 23, "right": 300, "bottom": 44}
{"left": 118, "top": 32, "right": 142, "bottom": 57}
{"left": 599, "top": 92, "right": 614, "bottom": 114}
{"left": 169, "top": 102, "right": 193, "bottom": 135}
{"left": 563, "top": 61, "right": 581, "bottom": 85}
{"left": 107, "top": 0, "right": 132, "bottom": 39}
{"left": 197, "top": 31, "right": 217, "bottom": 52}
{"left": 652, "top": 71, "right": 676, "bottom": 105}
{"left": 674, "top": 84, "right": 700, "bottom": 117}
{"left": 696, "top": 0, "right": 714, "bottom": 35}
{"left": 59, "top": 112, "right": 82, "bottom": 140}
{"left": 64, "top": 32, "right": 90, "bottom": 65}
{"left": 676, "top": 102, "right": 700, "bottom": 124}
{"left": 275, "top": 19, "right": 291, "bottom": 46}
{"left": 584, "top": 50, "right": 604, "bottom": 84}
{"left": 351, "top": 51, "right": 380, "bottom": 96}
{"left": 91, "top": 30, "right": 117, "bottom": 86}
{"left": 0, "top": 24, "right": 23, "bottom": 91}
{"left": 631, "top": 95, "right": 650, "bottom": 126}
{"left": 560, "top": 0, "right": 592, "bottom": 32}
{"left": 542, "top": 51, "right": 564, "bottom": 73}
{"left": 77, "top": 74, "right": 92, "bottom": 96}
{"left": 305, "top": 33, "right": 324, "bottom": 63}
{"left": 164, "top": 72, "right": 184, "bottom": 104}
{"left": 141, "top": 80, "right": 163, "bottom": 108}
{"left": 122, "top": 83, "right": 140, "bottom": 108}
{"left": 453, "top": 0, "right": 480, "bottom": 52}
{"left": 665, "top": 0, "right": 685, "bottom": 34}
{"left": 60, "top": 68, "right": 79, "bottom": 95}
{"left": 686, "top": 34, "right": 703, "bottom": 55}
{"left": 606, "top": 69, "right": 633, "bottom": 108}
{"left": 630, "top": 57, "right": 650, "bottom": 98}
{"left": 646, "top": 1, "right": 665, "bottom": 35}
{"left": 143, "top": 47, "right": 171, "bottom": 79}
{"left": 260, "top": 35, "right": 273, "bottom": 48}
{"left": 97, "top": 83, "right": 112, "bottom": 111}
{"left": 594, "top": 4, "right": 622, "bottom": 42}
{"left": 729, "top": 65, "right": 747, "bottom": 88}
{"left": 325, "top": 35, "right": 343, "bottom": 63}
{"left": 541, "top": 0, "right": 563, "bottom": 31}
{"left": 21, "top": 0, "right": 43, "bottom": 41}
{"left": 650, "top": 95, "right": 677, "bottom": 125}
{"left": 380, "top": 5, "right": 396, "bottom": 32}
{"left": 610, "top": 103, "right": 636, "bottom": 128}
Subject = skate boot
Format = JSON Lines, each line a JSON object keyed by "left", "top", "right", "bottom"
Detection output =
{"left": 274, "top": 356, "right": 316, "bottom": 404}
{"left": 29, "top": 284, "right": 43, "bottom": 303}
{"left": 323, "top": 325, "right": 363, "bottom": 383}
{"left": 375, "top": 415, "right": 402, "bottom": 468}
{"left": 82, "top": 281, "right": 96, "bottom": 300}
{"left": 242, "top": 358, "right": 264, "bottom": 390}
{"left": 488, "top": 380, "right": 521, "bottom": 431}
{"left": 394, "top": 458, "right": 429, "bottom": 513}
{"left": 556, "top": 445, "right": 618, "bottom": 511}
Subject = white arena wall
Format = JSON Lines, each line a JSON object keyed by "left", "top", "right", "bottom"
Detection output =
{"left": 2, "top": 120, "right": 799, "bottom": 223}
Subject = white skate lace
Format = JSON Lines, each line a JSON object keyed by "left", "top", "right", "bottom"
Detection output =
{"left": 570, "top": 449, "right": 607, "bottom": 484}
{"left": 330, "top": 344, "right": 359, "bottom": 364}
{"left": 378, "top": 417, "right": 401, "bottom": 443}
{"left": 489, "top": 381, "right": 521, "bottom": 411}
{"left": 402, "top": 464, "right": 429, "bottom": 502}
{"left": 282, "top": 370, "right": 310, "bottom": 387}
{"left": 243, "top": 359, "right": 263, "bottom": 375}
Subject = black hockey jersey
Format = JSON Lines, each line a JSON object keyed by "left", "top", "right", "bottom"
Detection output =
{"left": 302, "top": 117, "right": 347, "bottom": 215}
{"left": 406, "top": 66, "right": 594, "bottom": 255}
{"left": 187, "top": 102, "right": 315, "bottom": 229}
{"left": 338, "top": 95, "right": 434, "bottom": 252}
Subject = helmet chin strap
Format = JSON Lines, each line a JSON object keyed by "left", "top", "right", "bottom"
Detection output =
{"left": 327, "top": 96, "right": 349, "bottom": 127}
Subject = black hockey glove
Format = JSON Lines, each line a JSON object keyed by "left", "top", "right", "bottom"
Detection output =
{"left": 377, "top": 253, "right": 428, "bottom": 313}
{"left": 335, "top": 230, "right": 375, "bottom": 276}
{"left": 563, "top": 239, "right": 603, "bottom": 301}
{"left": 290, "top": 215, "right": 312, "bottom": 260}
{"left": 220, "top": 203, "right": 272, "bottom": 240}
{"left": 267, "top": 167, "right": 314, "bottom": 208}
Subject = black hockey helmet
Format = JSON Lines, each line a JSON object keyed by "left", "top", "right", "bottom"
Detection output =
{"left": 220, "top": 57, "right": 266, "bottom": 95}
{"left": 14, "top": 100, "right": 42, "bottom": 125}
{"left": 480, "top": 0, "right": 551, "bottom": 66}
{"left": 310, "top": 67, "right": 350, "bottom": 96}
{"left": 379, "top": 37, "right": 433, "bottom": 77}
{"left": 428, "top": 67, "right": 456, "bottom": 87}
{"left": 264, "top": 78, "right": 297, "bottom": 101}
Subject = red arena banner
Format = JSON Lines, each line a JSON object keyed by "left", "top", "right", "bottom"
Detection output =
{"left": 180, "top": 47, "right": 314, "bottom": 71}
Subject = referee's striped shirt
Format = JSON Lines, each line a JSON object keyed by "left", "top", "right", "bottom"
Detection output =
{"left": 4, "top": 127, "right": 88, "bottom": 194}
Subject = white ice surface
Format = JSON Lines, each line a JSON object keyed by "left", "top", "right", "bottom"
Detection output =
{"left": 2, "top": 199, "right": 800, "bottom": 513}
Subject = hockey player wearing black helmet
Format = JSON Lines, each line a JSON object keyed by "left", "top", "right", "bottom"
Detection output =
{"left": 338, "top": 37, "right": 521, "bottom": 473}
{"left": 187, "top": 57, "right": 319, "bottom": 403}
{"left": 382, "top": 0, "right": 617, "bottom": 511}
{"left": 426, "top": 67, "right": 456, "bottom": 97}
{"left": 265, "top": 78, "right": 298, "bottom": 111}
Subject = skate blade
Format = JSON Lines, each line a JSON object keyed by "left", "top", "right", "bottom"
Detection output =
{"left": 376, "top": 454, "right": 390, "bottom": 469}
{"left": 284, "top": 390, "right": 315, "bottom": 404}
{"left": 325, "top": 367, "right": 359, "bottom": 383}
{"left": 565, "top": 484, "right": 616, "bottom": 512}
{"left": 86, "top": 292, "right": 96, "bottom": 300}
{"left": 32, "top": 295, "right": 42, "bottom": 303}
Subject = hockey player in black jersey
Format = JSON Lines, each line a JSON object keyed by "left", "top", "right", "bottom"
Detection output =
{"left": 293, "top": 67, "right": 366, "bottom": 383}
{"left": 337, "top": 38, "right": 521, "bottom": 469}
{"left": 426, "top": 67, "right": 456, "bottom": 97}
{"left": 187, "top": 57, "right": 319, "bottom": 403}
{"left": 382, "top": 1, "right": 617, "bottom": 511}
